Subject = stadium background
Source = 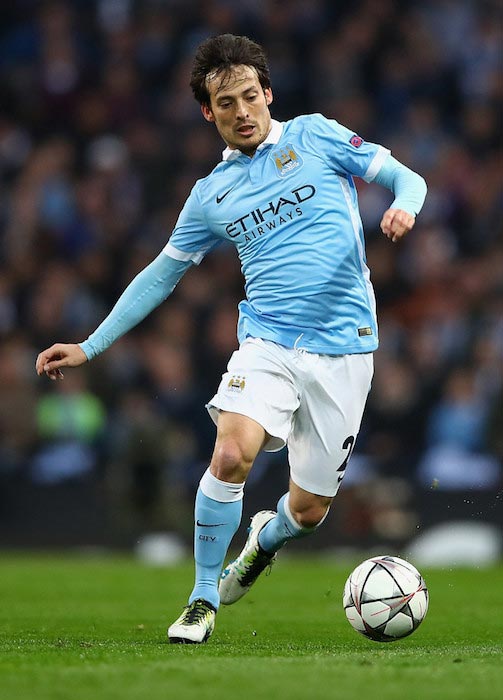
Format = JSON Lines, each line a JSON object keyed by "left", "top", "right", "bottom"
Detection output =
{"left": 0, "top": 0, "right": 501, "bottom": 556}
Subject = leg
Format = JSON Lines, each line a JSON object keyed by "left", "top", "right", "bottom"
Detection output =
{"left": 218, "top": 480, "right": 332, "bottom": 606}
{"left": 219, "top": 353, "right": 373, "bottom": 606}
{"left": 259, "top": 354, "right": 373, "bottom": 555}
{"left": 189, "top": 412, "right": 266, "bottom": 605}
{"left": 209, "top": 411, "right": 267, "bottom": 483}
{"left": 168, "top": 411, "right": 266, "bottom": 643}
{"left": 172, "top": 337, "right": 299, "bottom": 633}
{"left": 287, "top": 480, "right": 333, "bottom": 527}
{"left": 257, "top": 480, "right": 333, "bottom": 554}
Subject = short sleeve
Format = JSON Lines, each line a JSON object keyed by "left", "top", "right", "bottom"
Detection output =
{"left": 306, "top": 113, "right": 390, "bottom": 182}
{"left": 163, "top": 183, "right": 220, "bottom": 265}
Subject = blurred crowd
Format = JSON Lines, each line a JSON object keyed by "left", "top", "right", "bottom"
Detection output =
{"left": 0, "top": 0, "right": 502, "bottom": 545}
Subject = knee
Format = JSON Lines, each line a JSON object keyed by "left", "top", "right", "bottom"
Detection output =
{"left": 210, "top": 439, "right": 253, "bottom": 482}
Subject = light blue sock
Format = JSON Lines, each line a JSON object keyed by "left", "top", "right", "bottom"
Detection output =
{"left": 189, "top": 473, "right": 243, "bottom": 609}
{"left": 258, "top": 493, "right": 322, "bottom": 554}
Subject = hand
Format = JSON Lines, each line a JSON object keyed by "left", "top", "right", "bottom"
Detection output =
{"left": 35, "top": 343, "right": 88, "bottom": 381}
{"left": 380, "top": 208, "right": 416, "bottom": 243}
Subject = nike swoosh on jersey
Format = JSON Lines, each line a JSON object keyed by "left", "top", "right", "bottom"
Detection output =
{"left": 216, "top": 188, "right": 234, "bottom": 204}
{"left": 196, "top": 520, "right": 227, "bottom": 527}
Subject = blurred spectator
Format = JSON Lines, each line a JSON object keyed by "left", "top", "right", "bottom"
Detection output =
{"left": 31, "top": 369, "right": 106, "bottom": 483}
{"left": 0, "top": 334, "right": 37, "bottom": 475}
{"left": 417, "top": 366, "right": 501, "bottom": 490}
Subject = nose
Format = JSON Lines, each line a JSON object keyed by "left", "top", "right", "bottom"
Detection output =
{"left": 235, "top": 98, "right": 249, "bottom": 120}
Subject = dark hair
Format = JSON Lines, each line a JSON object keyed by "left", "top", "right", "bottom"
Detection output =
{"left": 190, "top": 34, "right": 271, "bottom": 106}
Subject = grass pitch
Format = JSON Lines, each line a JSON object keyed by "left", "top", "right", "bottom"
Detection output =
{"left": 0, "top": 553, "right": 502, "bottom": 700}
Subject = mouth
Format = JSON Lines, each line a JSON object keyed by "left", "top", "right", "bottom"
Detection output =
{"left": 236, "top": 124, "right": 255, "bottom": 137}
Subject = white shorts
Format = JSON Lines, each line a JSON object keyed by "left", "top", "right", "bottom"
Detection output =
{"left": 207, "top": 338, "right": 374, "bottom": 497}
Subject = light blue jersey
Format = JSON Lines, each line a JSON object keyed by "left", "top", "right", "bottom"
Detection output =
{"left": 79, "top": 114, "right": 426, "bottom": 361}
{"left": 165, "top": 114, "right": 392, "bottom": 355}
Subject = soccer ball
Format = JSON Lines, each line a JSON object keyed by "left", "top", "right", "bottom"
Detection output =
{"left": 343, "top": 555, "right": 428, "bottom": 642}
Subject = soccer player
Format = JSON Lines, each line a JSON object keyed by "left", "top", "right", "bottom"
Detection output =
{"left": 36, "top": 34, "right": 427, "bottom": 644}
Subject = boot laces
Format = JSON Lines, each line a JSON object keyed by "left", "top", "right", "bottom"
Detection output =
{"left": 182, "top": 600, "right": 212, "bottom": 624}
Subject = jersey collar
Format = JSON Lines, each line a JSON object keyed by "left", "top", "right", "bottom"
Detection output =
{"left": 222, "top": 119, "right": 283, "bottom": 162}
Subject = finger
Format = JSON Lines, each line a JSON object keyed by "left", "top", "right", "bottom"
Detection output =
{"left": 390, "top": 225, "right": 408, "bottom": 242}
{"left": 43, "top": 357, "right": 67, "bottom": 373}
{"left": 394, "top": 211, "right": 414, "bottom": 229}
{"left": 391, "top": 226, "right": 412, "bottom": 242}
{"left": 36, "top": 346, "right": 61, "bottom": 374}
{"left": 390, "top": 219, "right": 408, "bottom": 236}
{"left": 391, "top": 230, "right": 406, "bottom": 243}
{"left": 391, "top": 217, "right": 414, "bottom": 242}
{"left": 36, "top": 352, "right": 48, "bottom": 374}
{"left": 380, "top": 212, "right": 395, "bottom": 235}
{"left": 381, "top": 209, "right": 415, "bottom": 238}
{"left": 43, "top": 363, "right": 62, "bottom": 375}
{"left": 46, "top": 368, "right": 64, "bottom": 380}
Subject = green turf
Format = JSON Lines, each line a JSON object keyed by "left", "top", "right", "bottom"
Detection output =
{"left": 0, "top": 553, "right": 502, "bottom": 700}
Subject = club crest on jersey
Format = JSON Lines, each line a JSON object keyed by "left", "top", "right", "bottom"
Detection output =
{"left": 227, "top": 375, "right": 246, "bottom": 393}
{"left": 271, "top": 144, "right": 303, "bottom": 177}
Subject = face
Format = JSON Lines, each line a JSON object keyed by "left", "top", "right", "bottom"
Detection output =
{"left": 201, "top": 64, "right": 273, "bottom": 156}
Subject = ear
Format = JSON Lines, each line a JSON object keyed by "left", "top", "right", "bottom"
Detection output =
{"left": 265, "top": 88, "right": 273, "bottom": 106}
{"left": 201, "top": 104, "right": 215, "bottom": 122}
